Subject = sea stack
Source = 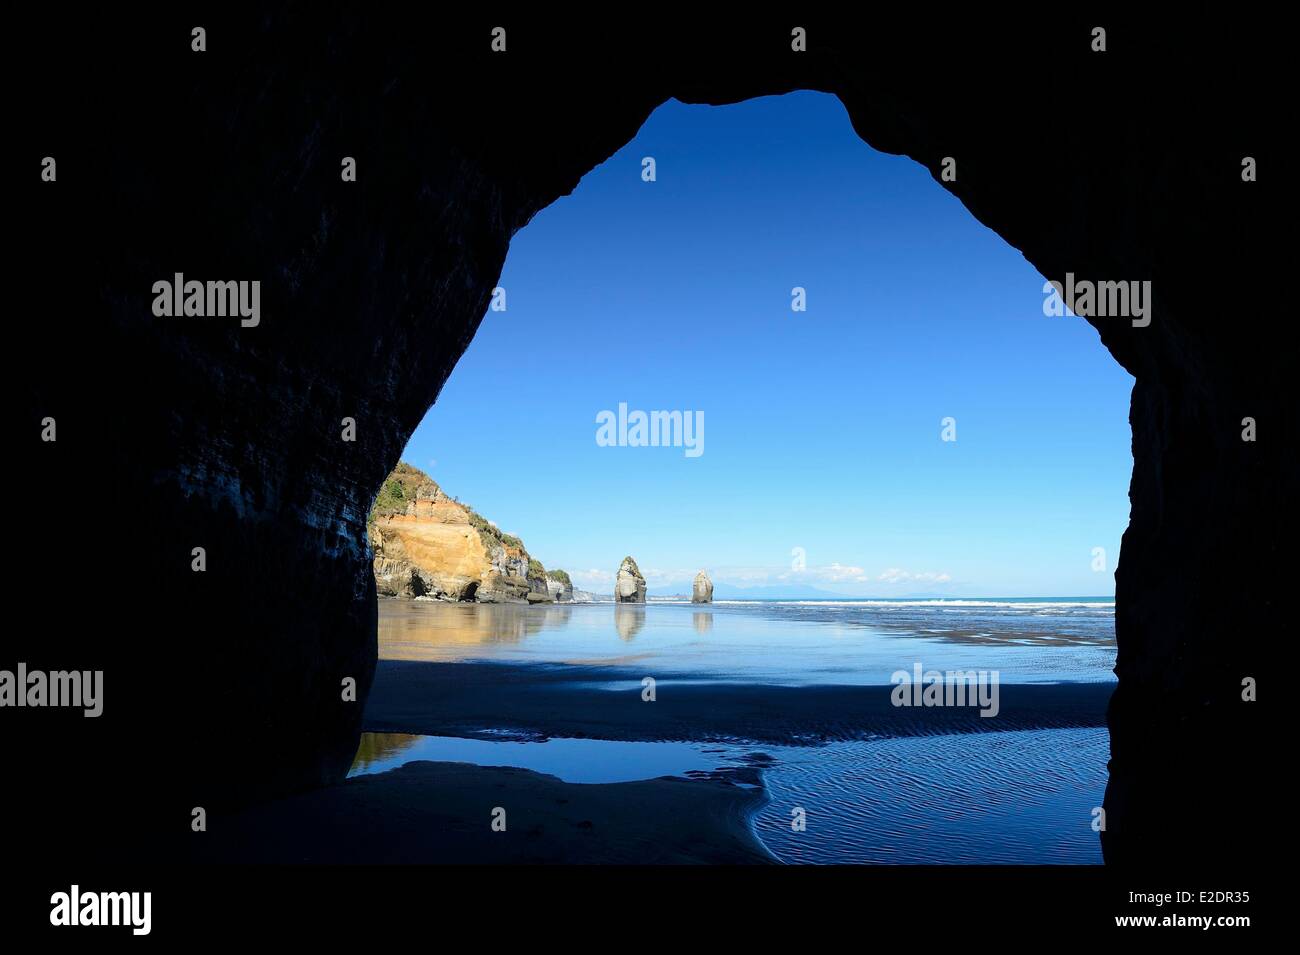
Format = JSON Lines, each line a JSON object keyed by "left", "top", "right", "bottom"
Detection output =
{"left": 692, "top": 570, "right": 713, "bottom": 604}
{"left": 546, "top": 570, "right": 574, "bottom": 603}
{"left": 614, "top": 556, "right": 647, "bottom": 603}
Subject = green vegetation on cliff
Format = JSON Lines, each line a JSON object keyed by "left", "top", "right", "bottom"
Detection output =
{"left": 465, "top": 508, "right": 523, "bottom": 552}
{"left": 369, "top": 461, "right": 529, "bottom": 556}
{"left": 369, "top": 461, "right": 439, "bottom": 522}
{"left": 546, "top": 569, "right": 571, "bottom": 585}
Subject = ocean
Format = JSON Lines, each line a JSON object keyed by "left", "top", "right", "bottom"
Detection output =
{"left": 376, "top": 597, "right": 1117, "bottom": 684}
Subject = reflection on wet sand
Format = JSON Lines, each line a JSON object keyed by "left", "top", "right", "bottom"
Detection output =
{"left": 542, "top": 604, "right": 573, "bottom": 629}
{"left": 379, "top": 601, "right": 554, "bottom": 660}
{"left": 351, "top": 732, "right": 421, "bottom": 772}
{"left": 615, "top": 605, "right": 646, "bottom": 641}
{"left": 375, "top": 598, "right": 1115, "bottom": 684}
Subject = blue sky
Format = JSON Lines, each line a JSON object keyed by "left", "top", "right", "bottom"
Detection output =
{"left": 400, "top": 91, "right": 1134, "bottom": 597}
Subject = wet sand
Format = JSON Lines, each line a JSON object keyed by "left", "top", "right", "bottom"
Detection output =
{"left": 200, "top": 659, "right": 1110, "bottom": 864}
{"left": 364, "top": 659, "right": 1113, "bottom": 743}
{"left": 195, "top": 760, "right": 772, "bottom": 864}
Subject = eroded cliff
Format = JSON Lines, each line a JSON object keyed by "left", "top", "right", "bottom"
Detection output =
{"left": 368, "top": 463, "right": 551, "bottom": 603}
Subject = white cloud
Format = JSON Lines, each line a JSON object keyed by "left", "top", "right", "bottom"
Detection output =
{"left": 573, "top": 568, "right": 614, "bottom": 588}
{"left": 571, "top": 562, "right": 951, "bottom": 592}
{"left": 819, "top": 563, "right": 869, "bottom": 583}
{"left": 725, "top": 567, "right": 778, "bottom": 584}
{"left": 877, "top": 568, "right": 952, "bottom": 585}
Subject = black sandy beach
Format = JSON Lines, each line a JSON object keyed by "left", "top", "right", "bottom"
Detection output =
{"left": 366, "top": 660, "right": 1114, "bottom": 744}
{"left": 196, "top": 661, "right": 1112, "bottom": 864}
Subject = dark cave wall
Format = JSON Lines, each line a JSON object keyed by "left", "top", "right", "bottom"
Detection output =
{"left": 12, "top": 10, "right": 1278, "bottom": 864}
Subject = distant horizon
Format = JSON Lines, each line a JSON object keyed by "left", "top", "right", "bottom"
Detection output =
{"left": 561, "top": 571, "right": 1115, "bottom": 602}
{"left": 550, "top": 563, "right": 1119, "bottom": 600}
{"left": 640, "top": 590, "right": 1115, "bottom": 601}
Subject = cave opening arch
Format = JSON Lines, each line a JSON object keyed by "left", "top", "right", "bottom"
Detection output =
{"left": 18, "top": 9, "right": 1272, "bottom": 869}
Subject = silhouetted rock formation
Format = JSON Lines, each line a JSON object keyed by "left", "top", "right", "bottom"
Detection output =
{"left": 14, "top": 9, "right": 1277, "bottom": 867}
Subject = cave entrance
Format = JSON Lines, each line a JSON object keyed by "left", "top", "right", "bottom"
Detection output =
{"left": 366, "top": 90, "right": 1133, "bottom": 865}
